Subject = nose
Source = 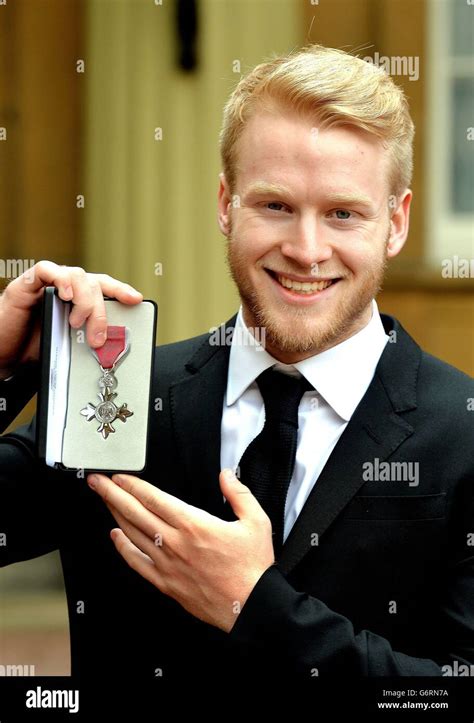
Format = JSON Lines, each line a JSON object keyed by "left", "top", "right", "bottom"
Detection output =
{"left": 280, "top": 213, "right": 333, "bottom": 269}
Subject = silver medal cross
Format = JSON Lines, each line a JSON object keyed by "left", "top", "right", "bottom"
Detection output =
{"left": 81, "top": 369, "right": 133, "bottom": 439}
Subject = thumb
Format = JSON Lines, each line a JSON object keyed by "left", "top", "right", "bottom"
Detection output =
{"left": 219, "top": 468, "right": 261, "bottom": 521}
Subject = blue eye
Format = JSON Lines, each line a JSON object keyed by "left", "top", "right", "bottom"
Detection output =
{"left": 335, "top": 209, "right": 351, "bottom": 220}
{"left": 267, "top": 202, "right": 285, "bottom": 211}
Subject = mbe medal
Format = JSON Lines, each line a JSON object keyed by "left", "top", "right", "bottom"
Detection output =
{"left": 80, "top": 326, "right": 134, "bottom": 439}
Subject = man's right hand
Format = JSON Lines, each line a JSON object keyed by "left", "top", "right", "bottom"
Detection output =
{"left": 0, "top": 260, "right": 143, "bottom": 378}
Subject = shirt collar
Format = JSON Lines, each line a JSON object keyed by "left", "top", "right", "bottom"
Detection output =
{"left": 226, "top": 300, "right": 389, "bottom": 421}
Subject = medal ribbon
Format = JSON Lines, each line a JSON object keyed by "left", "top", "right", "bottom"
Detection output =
{"left": 93, "top": 326, "right": 129, "bottom": 370}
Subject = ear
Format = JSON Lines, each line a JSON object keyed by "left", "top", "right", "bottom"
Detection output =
{"left": 387, "top": 189, "right": 412, "bottom": 258}
{"left": 217, "top": 172, "right": 232, "bottom": 236}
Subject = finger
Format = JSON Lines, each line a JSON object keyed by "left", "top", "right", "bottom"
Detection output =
{"left": 106, "top": 502, "right": 171, "bottom": 560}
{"left": 90, "top": 273, "right": 143, "bottom": 305}
{"left": 219, "top": 468, "right": 269, "bottom": 523}
{"left": 3, "top": 261, "right": 75, "bottom": 307}
{"left": 110, "top": 528, "right": 166, "bottom": 591}
{"left": 9, "top": 262, "right": 142, "bottom": 306}
{"left": 67, "top": 274, "right": 108, "bottom": 348}
{"left": 88, "top": 474, "right": 176, "bottom": 540}
{"left": 111, "top": 473, "right": 213, "bottom": 530}
{"left": 66, "top": 267, "right": 101, "bottom": 328}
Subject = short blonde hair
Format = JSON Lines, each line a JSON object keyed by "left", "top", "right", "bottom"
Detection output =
{"left": 219, "top": 44, "right": 415, "bottom": 198}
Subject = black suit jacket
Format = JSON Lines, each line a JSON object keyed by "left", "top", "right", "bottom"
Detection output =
{"left": 1, "top": 313, "right": 473, "bottom": 686}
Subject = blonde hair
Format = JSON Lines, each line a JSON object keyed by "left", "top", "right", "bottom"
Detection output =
{"left": 219, "top": 44, "right": 415, "bottom": 198}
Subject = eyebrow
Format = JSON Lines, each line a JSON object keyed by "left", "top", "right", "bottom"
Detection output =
{"left": 323, "top": 192, "right": 375, "bottom": 209}
{"left": 243, "top": 182, "right": 297, "bottom": 201}
{"left": 243, "top": 182, "right": 374, "bottom": 209}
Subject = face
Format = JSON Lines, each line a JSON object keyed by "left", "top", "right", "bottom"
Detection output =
{"left": 218, "top": 109, "right": 411, "bottom": 363}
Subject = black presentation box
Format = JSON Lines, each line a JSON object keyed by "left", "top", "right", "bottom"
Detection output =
{"left": 37, "top": 286, "right": 157, "bottom": 473}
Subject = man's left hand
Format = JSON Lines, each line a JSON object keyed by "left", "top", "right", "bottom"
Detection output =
{"left": 87, "top": 469, "right": 275, "bottom": 632}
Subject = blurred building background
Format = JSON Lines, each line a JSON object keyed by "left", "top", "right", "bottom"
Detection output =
{"left": 0, "top": 0, "right": 472, "bottom": 676}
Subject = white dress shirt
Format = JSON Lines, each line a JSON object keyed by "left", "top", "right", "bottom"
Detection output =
{"left": 220, "top": 300, "right": 389, "bottom": 543}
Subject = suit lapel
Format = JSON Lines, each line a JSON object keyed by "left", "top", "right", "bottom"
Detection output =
{"left": 169, "top": 316, "right": 236, "bottom": 516}
{"left": 278, "top": 316, "right": 421, "bottom": 576}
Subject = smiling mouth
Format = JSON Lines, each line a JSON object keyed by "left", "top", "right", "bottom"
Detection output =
{"left": 265, "top": 270, "right": 340, "bottom": 294}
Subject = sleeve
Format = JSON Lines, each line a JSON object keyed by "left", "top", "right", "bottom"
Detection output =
{"left": 0, "top": 361, "right": 40, "bottom": 431}
{"left": 229, "top": 475, "right": 474, "bottom": 677}
{"left": 0, "top": 363, "right": 68, "bottom": 566}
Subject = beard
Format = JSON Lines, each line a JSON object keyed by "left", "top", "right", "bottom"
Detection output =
{"left": 225, "top": 230, "right": 389, "bottom": 356}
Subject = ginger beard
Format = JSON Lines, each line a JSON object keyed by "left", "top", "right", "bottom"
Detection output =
{"left": 225, "top": 226, "right": 390, "bottom": 357}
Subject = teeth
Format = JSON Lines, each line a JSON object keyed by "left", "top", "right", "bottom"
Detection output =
{"left": 276, "top": 274, "right": 333, "bottom": 294}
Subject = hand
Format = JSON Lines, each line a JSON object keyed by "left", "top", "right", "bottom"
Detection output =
{"left": 87, "top": 468, "right": 275, "bottom": 632}
{"left": 0, "top": 260, "right": 143, "bottom": 377}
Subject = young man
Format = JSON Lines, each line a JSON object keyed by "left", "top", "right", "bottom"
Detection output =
{"left": 0, "top": 45, "right": 473, "bottom": 689}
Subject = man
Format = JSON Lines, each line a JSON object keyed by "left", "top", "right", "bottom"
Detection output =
{"left": 0, "top": 44, "right": 473, "bottom": 691}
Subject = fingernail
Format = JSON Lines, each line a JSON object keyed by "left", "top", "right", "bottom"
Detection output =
{"left": 112, "top": 474, "right": 124, "bottom": 486}
{"left": 224, "top": 468, "right": 237, "bottom": 481}
{"left": 127, "top": 286, "right": 142, "bottom": 297}
{"left": 63, "top": 285, "right": 73, "bottom": 299}
{"left": 94, "top": 331, "right": 106, "bottom": 344}
{"left": 88, "top": 474, "right": 99, "bottom": 489}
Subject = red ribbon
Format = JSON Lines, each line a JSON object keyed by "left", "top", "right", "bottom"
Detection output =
{"left": 95, "top": 326, "right": 127, "bottom": 369}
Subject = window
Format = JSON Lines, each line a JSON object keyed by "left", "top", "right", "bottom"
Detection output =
{"left": 426, "top": 0, "right": 474, "bottom": 264}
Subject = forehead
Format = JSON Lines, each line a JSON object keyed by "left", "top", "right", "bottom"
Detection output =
{"left": 233, "top": 109, "right": 391, "bottom": 197}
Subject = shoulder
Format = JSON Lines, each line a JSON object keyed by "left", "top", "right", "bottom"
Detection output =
{"left": 417, "top": 349, "right": 474, "bottom": 415}
{"left": 418, "top": 349, "right": 473, "bottom": 390}
{"left": 379, "top": 313, "right": 473, "bottom": 428}
{"left": 382, "top": 313, "right": 473, "bottom": 395}
{"left": 152, "top": 313, "right": 237, "bottom": 389}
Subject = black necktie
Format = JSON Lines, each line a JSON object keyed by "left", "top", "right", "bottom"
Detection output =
{"left": 235, "top": 367, "right": 312, "bottom": 556}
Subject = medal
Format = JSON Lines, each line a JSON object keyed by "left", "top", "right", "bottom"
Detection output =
{"left": 80, "top": 326, "right": 133, "bottom": 439}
